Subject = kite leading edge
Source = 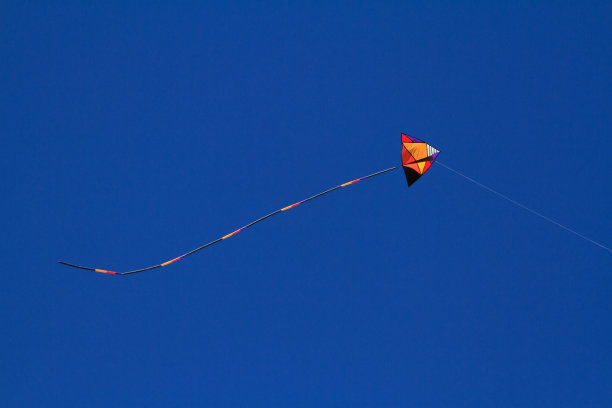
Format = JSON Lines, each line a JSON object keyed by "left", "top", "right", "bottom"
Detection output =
{"left": 58, "top": 134, "right": 440, "bottom": 276}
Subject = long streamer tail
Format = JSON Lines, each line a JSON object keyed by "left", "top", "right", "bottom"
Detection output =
{"left": 58, "top": 166, "right": 399, "bottom": 276}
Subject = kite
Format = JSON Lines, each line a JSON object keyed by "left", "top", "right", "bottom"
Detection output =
{"left": 58, "top": 133, "right": 440, "bottom": 275}
{"left": 402, "top": 133, "right": 440, "bottom": 186}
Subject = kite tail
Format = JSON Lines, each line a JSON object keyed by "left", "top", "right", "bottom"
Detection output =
{"left": 58, "top": 166, "right": 399, "bottom": 276}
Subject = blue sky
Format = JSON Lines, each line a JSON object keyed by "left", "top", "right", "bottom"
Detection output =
{"left": 2, "top": 2, "right": 611, "bottom": 406}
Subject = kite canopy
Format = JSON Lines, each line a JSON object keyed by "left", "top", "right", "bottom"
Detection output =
{"left": 402, "top": 133, "right": 440, "bottom": 186}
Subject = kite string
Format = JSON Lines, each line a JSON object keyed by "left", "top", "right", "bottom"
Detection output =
{"left": 436, "top": 161, "right": 612, "bottom": 254}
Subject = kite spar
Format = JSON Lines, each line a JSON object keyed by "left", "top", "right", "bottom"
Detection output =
{"left": 58, "top": 134, "right": 440, "bottom": 275}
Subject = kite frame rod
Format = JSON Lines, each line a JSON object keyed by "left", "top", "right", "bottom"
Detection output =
{"left": 58, "top": 166, "right": 399, "bottom": 276}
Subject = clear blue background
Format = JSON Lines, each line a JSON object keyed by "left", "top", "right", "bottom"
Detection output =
{"left": 2, "top": 2, "right": 611, "bottom": 406}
